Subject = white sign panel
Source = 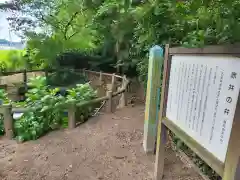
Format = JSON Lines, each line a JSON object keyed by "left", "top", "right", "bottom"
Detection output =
{"left": 166, "top": 55, "right": 240, "bottom": 162}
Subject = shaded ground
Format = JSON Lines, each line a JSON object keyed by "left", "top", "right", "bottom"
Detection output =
{"left": 0, "top": 105, "right": 203, "bottom": 180}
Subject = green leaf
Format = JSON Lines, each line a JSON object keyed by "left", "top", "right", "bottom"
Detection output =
{"left": 40, "top": 106, "right": 50, "bottom": 112}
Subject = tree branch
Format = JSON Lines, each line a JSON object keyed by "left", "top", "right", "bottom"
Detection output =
{"left": 39, "top": 11, "right": 62, "bottom": 33}
{"left": 68, "top": 31, "right": 80, "bottom": 40}
{"left": 0, "top": 2, "right": 20, "bottom": 10}
{"left": 63, "top": 11, "right": 80, "bottom": 40}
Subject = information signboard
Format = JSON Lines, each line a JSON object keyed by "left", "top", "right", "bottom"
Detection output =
{"left": 166, "top": 55, "right": 240, "bottom": 162}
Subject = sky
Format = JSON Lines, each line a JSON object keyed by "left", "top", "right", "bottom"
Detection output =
{"left": 0, "top": 0, "right": 21, "bottom": 42}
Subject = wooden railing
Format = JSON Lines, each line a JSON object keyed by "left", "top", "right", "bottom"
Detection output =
{"left": 0, "top": 68, "right": 124, "bottom": 88}
{"left": 0, "top": 69, "right": 129, "bottom": 140}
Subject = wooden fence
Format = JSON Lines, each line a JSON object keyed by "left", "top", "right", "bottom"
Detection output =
{"left": 0, "top": 69, "right": 129, "bottom": 140}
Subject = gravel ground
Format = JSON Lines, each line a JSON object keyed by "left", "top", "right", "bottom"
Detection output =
{"left": 0, "top": 105, "right": 203, "bottom": 180}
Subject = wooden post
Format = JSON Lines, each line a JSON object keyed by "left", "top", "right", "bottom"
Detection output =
{"left": 96, "top": 71, "right": 104, "bottom": 97}
{"left": 82, "top": 69, "right": 86, "bottom": 76}
{"left": 1, "top": 104, "right": 13, "bottom": 139}
{"left": 99, "top": 71, "right": 103, "bottom": 83}
{"left": 45, "top": 69, "right": 49, "bottom": 79}
{"left": 222, "top": 95, "right": 240, "bottom": 180}
{"left": 68, "top": 104, "right": 76, "bottom": 129}
{"left": 111, "top": 74, "right": 116, "bottom": 92}
{"left": 119, "top": 75, "right": 127, "bottom": 108}
{"left": 0, "top": 71, "right": 2, "bottom": 85}
{"left": 143, "top": 45, "right": 164, "bottom": 153}
{"left": 106, "top": 91, "right": 113, "bottom": 113}
{"left": 23, "top": 69, "right": 27, "bottom": 92}
{"left": 154, "top": 44, "right": 170, "bottom": 180}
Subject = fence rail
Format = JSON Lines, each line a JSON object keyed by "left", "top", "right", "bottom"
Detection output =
{"left": 0, "top": 69, "right": 129, "bottom": 140}
{"left": 0, "top": 68, "right": 123, "bottom": 78}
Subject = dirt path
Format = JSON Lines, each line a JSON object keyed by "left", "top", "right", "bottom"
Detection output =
{"left": 0, "top": 105, "right": 203, "bottom": 180}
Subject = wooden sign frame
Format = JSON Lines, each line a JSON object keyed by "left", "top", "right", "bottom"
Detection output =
{"left": 154, "top": 44, "right": 240, "bottom": 180}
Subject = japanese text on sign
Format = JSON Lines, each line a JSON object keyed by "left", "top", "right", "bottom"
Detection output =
{"left": 166, "top": 55, "right": 240, "bottom": 162}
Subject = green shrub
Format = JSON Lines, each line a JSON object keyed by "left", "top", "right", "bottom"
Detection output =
{"left": 67, "top": 83, "right": 97, "bottom": 102}
{"left": 0, "top": 89, "right": 11, "bottom": 104}
{"left": 0, "top": 89, "right": 11, "bottom": 136}
{"left": 8, "top": 76, "right": 97, "bottom": 142}
{"left": 0, "top": 114, "right": 4, "bottom": 136}
{"left": 137, "top": 58, "right": 148, "bottom": 90}
{"left": 67, "top": 83, "right": 98, "bottom": 122}
{"left": 14, "top": 78, "right": 66, "bottom": 141}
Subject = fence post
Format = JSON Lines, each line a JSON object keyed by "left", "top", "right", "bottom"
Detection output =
{"left": 0, "top": 71, "right": 2, "bottom": 85}
{"left": 96, "top": 71, "right": 105, "bottom": 97}
{"left": 45, "top": 69, "right": 49, "bottom": 80}
{"left": 106, "top": 91, "right": 113, "bottom": 113}
{"left": 82, "top": 68, "right": 86, "bottom": 77}
{"left": 111, "top": 74, "right": 116, "bottom": 91}
{"left": 119, "top": 75, "right": 127, "bottom": 108}
{"left": 143, "top": 45, "right": 164, "bottom": 153}
{"left": 68, "top": 104, "right": 76, "bottom": 129}
{"left": 99, "top": 71, "right": 103, "bottom": 83}
{"left": 23, "top": 69, "right": 27, "bottom": 92}
{"left": 1, "top": 104, "right": 13, "bottom": 139}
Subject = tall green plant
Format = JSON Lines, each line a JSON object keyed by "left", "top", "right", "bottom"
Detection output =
{"left": 0, "top": 114, "right": 4, "bottom": 136}
{"left": 14, "top": 76, "right": 97, "bottom": 142}
{"left": 0, "top": 89, "right": 11, "bottom": 135}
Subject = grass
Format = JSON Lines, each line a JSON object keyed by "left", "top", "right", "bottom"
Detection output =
{"left": 0, "top": 49, "right": 25, "bottom": 70}
{"left": 0, "top": 49, "right": 23, "bottom": 60}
